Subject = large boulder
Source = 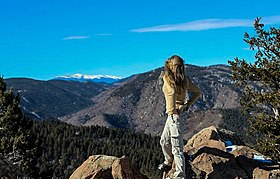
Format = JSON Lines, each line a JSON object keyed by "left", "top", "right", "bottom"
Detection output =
{"left": 184, "top": 126, "right": 226, "bottom": 155}
{"left": 192, "top": 151, "right": 247, "bottom": 179}
{"left": 166, "top": 126, "right": 280, "bottom": 179}
{"left": 70, "top": 155, "right": 148, "bottom": 179}
{"left": 183, "top": 126, "right": 248, "bottom": 178}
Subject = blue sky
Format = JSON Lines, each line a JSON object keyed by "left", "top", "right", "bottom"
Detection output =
{"left": 1, "top": 0, "right": 280, "bottom": 80}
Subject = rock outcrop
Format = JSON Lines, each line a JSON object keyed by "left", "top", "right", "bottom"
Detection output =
{"left": 184, "top": 126, "right": 226, "bottom": 155}
{"left": 71, "top": 126, "right": 280, "bottom": 179}
{"left": 70, "top": 155, "right": 148, "bottom": 179}
{"left": 166, "top": 126, "right": 280, "bottom": 179}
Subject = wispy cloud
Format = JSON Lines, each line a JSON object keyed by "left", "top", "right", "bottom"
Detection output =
{"left": 62, "top": 34, "right": 112, "bottom": 40}
{"left": 62, "top": 36, "right": 91, "bottom": 40}
{"left": 131, "top": 16, "right": 280, "bottom": 33}
{"left": 262, "top": 16, "right": 280, "bottom": 24}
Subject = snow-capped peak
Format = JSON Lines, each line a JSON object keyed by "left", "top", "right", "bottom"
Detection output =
{"left": 54, "top": 74, "right": 123, "bottom": 84}
{"left": 58, "top": 74, "right": 122, "bottom": 80}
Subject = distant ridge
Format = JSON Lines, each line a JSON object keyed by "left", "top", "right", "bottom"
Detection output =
{"left": 6, "top": 64, "right": 242, "bottom": 138}
{"left": 5, "top": 78, "right": 109, "bottom": 119}
{"left": 54, "top": 74, "right": 123, "bottom": 84}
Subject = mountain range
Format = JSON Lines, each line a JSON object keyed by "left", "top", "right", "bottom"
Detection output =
{"left": 6, "top": 78, "right": 109, "bottom": 119}
{"left": 6, "top": 64, "right": 242, "bottom": 139}
{"left": 53, "top": 74, "right": 123, "bottom": 84}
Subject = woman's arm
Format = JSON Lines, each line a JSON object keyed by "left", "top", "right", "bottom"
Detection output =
{"left": 179, "top": 77, "right": 202, "bottom": 113}
{"left": 186, "top": 78, "right": 202, "bottom": 108}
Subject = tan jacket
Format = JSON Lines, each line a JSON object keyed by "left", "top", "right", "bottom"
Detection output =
{"left": 162, "top": 75, "right": 201, "bottom": 115}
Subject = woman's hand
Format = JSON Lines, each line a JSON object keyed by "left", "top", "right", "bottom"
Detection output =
{"left": 178, "top": 103, "right": 190, "bottom": 113}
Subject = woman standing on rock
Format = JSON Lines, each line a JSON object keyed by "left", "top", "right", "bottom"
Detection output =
{"left": 158, "top": 55, "right": 201, "bottom": 179}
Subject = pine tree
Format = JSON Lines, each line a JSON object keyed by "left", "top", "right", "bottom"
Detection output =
{"left": 0, "top": 76, "right": 39, "bottom": 176}
{"left": 228, "top": 18, "right": 280, "bottom": 161}
{"left": 0, "top": 77, "right": 21, "bottom": 151}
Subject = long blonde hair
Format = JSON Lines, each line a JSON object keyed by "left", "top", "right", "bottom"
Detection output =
{"left": 164, "top": 55, "right": 187, "bottom": 92}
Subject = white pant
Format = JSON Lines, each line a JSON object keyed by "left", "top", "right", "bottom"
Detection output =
{"left": 160, "top": 114, "right": 186, "bottom": 179}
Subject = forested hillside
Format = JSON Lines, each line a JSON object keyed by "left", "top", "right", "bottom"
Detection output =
{"left": 32, "top": 120, "right": 163, "bottom": 178}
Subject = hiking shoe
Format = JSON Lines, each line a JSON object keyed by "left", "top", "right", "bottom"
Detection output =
{"left": 158, "top": 162, "right": 172, "bottom": 172}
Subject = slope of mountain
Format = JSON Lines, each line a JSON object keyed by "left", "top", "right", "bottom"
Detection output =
{"left": 60, "top": 64, "right": 241, "bottom": 138}
{"left": 54, "top": 74, "right": 123, "bottom": 84}
{"left": 6, "top": 78, "right": 109, "bottom": 119}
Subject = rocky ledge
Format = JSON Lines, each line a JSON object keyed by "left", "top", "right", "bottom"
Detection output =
{"left": 70, "top": 155, "right": 148, "bottom": 179}
{"left": 71, "top": 126, "right": 280, "bottom": 179}
{"left": 167, "top": 126, "right": 280, "bottom": 179}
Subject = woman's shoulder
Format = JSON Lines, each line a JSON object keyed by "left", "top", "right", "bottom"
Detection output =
{"left": 163, "top": 75, "right": 175, "bottom": 92}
